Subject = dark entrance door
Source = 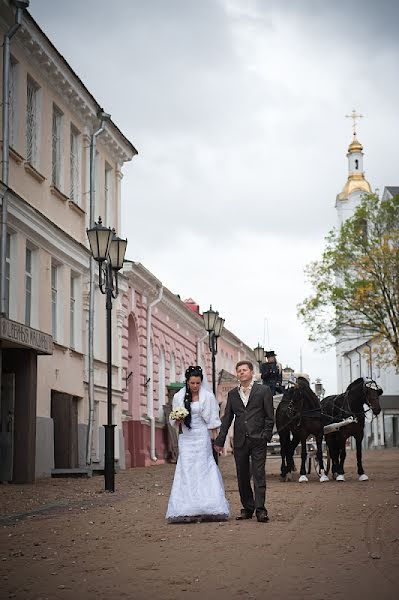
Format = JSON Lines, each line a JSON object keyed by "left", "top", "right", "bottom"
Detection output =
{"left": 393, "top": 416, "right": 399, "bottom": 448}
{"left": 51, "top": 391, "right": 78, "bottom": 469}
{"left": 0, "top": 373, "right": 15, "bottom": 481}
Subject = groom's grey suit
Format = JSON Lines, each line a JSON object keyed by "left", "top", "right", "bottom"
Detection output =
{"left": 215, "top": 382, "right": 274, "bottom": 515}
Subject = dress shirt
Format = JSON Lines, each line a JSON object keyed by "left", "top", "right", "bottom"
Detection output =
{"left": 238, "top": 379, "right": 255, "bottom": 407}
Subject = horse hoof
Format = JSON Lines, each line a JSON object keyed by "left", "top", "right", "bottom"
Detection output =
{"left": 286, "top": 472, "right": 292, "bottom": 482}
{"left": 319, "top": 474, "right": 329, "bottom": 483}
{"left": 280, "top": 475, "right": 287, "bottom": 482}
{"left": 359, "top": 474, "right": 369, "bottom": 481}
{"left": 336, "top": 474, "right": 345, "bottom": 482}
{"left": 298, "top": 475, "right": 308, "bottom": 483}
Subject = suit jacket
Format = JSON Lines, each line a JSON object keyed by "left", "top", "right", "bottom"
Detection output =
{"left": 215, "top": 382, "right": 274, "bottom": 449}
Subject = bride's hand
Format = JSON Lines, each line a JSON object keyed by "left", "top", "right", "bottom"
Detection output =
{"left": 210, "top": 428, "right": 219, "bottom": 440}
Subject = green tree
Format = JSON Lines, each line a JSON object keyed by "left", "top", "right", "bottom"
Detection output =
{"left": 298, "top": 193, "right": 399, "bottom": 369}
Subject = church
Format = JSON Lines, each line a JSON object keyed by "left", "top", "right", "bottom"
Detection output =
{"left": 335, "top": 112, "right": 399, "bottom": 449}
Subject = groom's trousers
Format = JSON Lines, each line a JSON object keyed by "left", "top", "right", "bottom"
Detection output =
{"left": 234, "top": 437, "right": 267, "bottom": 513}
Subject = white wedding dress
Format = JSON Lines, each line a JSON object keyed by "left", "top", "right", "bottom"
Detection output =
{"left": 166, "top": 400, "right": 230, "bottom": 522}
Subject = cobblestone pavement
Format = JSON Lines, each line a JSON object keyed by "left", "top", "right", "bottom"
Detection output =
{"left": 1, "top": 449, "right": 398, "bottom": 600}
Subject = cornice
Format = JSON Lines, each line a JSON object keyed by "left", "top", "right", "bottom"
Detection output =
{"left": 7, "top": 186, "right": 90, "bottom": 271}
{"left": 122, "top": 262, "right": 204, "bottom": 334}
{"left": 0, "top": 10, "right": 137, "bottom": 164}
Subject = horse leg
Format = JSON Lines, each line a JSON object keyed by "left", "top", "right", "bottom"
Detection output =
{"left": 356, "top": 432, "right": 368, "bottom": 481}
{"left": 327, "top": 433, "right": 340, "bottom": 480}
{"left": 279, "top": 431, "right": 288, "bottom": 481}
{"left": 316, "top": 432, "right": 329, "bottom": 482}
{"left": 287, "top": 433, "right": 299, "bottom": 481}
{"left": 335, "top": 435, "right": 346, "bottom": 481}
{"left": 298, "top": 436, "right": 308, "bottom": 482}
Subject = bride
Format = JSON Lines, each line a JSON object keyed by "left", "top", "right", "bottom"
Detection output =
{"left": 166, "top": 365, "right": 230, "bottom": 523}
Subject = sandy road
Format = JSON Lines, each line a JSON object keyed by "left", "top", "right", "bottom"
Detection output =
{"left": 1, "top": 449, "right": 398, "bottom": 600}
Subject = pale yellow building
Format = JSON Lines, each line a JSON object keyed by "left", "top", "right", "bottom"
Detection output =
{"left": 0, "top": 1, "right": 136, "bottom": 482}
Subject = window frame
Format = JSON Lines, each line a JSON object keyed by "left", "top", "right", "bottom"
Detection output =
{"left": 70, "top": 124, "right": 81, "bottom": 204}
{"left": 26, "top": 75, "right": 40, "bottom": 166}
{"left": 25, "top": 246, "right": 33, "bottom": 326}
{"left": 51, "top": 104, "right": 63, "bottom": 190}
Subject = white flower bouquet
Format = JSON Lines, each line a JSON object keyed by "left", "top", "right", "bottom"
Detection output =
{"left": 170, "top": 407, "right": 189, "bottom": 421}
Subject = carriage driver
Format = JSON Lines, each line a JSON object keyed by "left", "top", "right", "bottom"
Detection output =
{"left": 260, "top": 351, "right": 282, "bottom": 395}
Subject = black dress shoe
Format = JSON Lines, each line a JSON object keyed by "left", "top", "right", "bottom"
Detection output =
{"left": 236, "top": 509, "right": 253, "bottom": 520}
{"left": 256, "top": 510, "right": 269, "bottom": 523}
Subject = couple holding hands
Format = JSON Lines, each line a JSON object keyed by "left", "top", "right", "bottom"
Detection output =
{"left": 166, "top": 361, "right": 274, "bottom": 523}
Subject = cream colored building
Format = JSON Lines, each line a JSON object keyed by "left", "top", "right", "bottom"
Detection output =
{"left": 0, "top": 1, "right": 136, "bottom": 482}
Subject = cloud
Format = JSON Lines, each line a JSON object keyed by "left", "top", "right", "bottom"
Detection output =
{"left": 29, "top": 0, "right": 399, "bottom": 394}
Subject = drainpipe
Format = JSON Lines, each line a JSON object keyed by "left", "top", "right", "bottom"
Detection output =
{"left": 345, "top": 352, "right": 352, "bottom": 383}
{"left": 0, "top": 1, "right": 28, "bottom": 315}
{"left": 365, "top": 341, "right": 373, "bottom": 378}
{"left": 86, "top": 110, "right": 110, "bottom": 465}
{"left": 355, "top": 348, "right": 362, "bottom": 378}
{"left": 147, "top": 286, "right": 163, "bottom": 461}
{"left": 196, "top": 332, "right": 208, "bottom": 370}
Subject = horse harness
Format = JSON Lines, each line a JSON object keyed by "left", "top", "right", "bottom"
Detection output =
{"left": 326, "top": 379, "right": 381, "bottom": 423}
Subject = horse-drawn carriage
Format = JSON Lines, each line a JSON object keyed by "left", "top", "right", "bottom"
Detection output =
{"left": 275, "top": 377, "right": 383, "bottom": 482}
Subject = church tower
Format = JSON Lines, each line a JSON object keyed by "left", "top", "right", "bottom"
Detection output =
{"left": 336, "top": 110, "right": 371, "bottom": 227}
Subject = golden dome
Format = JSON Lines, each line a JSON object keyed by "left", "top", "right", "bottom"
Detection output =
{"left": 337, "top": 172, "right": 371, "bottom": 201}
{"left": 348, "top": 135, "right": 363, "bottom": 153}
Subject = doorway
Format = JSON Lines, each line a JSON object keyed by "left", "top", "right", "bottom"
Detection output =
{"left": 0, "top": 373, "right": 15, "bottom": 481}
{"left": 51, "top": 391, "right": 79, "bottom": 469}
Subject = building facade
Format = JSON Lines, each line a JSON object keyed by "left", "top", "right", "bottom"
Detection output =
{"left": 121, "top": 262, "right": 256, "bottom": 467}
{"left": 335, "top": 130, "right": 399, "bottom": 448}
{"left": 0, "top": 2, "right": 136, "bottom": 482}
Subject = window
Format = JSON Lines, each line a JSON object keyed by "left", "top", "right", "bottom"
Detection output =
{"left": 9, "top": 58, "right": 18, "bottom": 149}
{"left": 70, "top": 274, "right": 76, "bottom": 348}
{"left": 25, "top": 248, "right": 32, "bottom": 326}
{"left": 70, "top": 126, "right": 80, "bottom": 203}
{"left": 26, "top": 76, "right": 39, "bottom": 165}
{"left": 104, "top": 163, "right": 112, "bottom": 226}
{"left": 51, "top": 263, "right": 58, "bottom": 338}
{"left": 52, "top": 105, "right": 63, "bottom": 188}
{"left": 5, "top": 233, "right": 11, "bottom": 318}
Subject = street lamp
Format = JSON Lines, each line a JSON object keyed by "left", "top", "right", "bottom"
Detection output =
{"left": 314, "top": 378, "right": 325, "bottom": 399}
{"left": 87, "top": 216, "right": 127, "bottom": 492}
{"left": 203, "top": 305, "right": 225, "bottom": 396}
{"left": 254, "top": 343, "right": 265, "bottom": 368}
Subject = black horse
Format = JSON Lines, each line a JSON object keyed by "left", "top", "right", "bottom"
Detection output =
{"left": 276, "top": 377, "right": 329, "bottom": 483}
{"left": 321, "top": 377, "right": 383, "bottom": 481}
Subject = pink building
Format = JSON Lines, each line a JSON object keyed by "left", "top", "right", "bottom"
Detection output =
{"left": 121, "top": 262, "right": 256, "bottom": 467}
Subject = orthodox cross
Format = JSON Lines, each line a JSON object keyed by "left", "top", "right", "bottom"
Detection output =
{"left": 345, "top": 109, "right": 363, "bottom": 135}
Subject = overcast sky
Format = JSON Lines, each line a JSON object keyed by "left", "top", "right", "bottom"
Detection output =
{"left": 29, "top": 0, "right": 399, "bottom": 394}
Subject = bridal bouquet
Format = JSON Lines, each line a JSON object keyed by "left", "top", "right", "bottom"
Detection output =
{"left": 170, "top": 407, "right": 189, "bottom": 434}
{"left": 170, "top": 407, "right": 189, "bottom": 421}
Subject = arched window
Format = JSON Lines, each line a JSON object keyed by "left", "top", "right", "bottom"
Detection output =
{"left": 355, "top": 159, "right": 359, "bottom": 170}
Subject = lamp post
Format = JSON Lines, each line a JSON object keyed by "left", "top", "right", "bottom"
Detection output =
{"left": 254, "top": 343, "right": 265, "bottom": 369}
{"left": 314, "top": 378, "right": 325, "bottom": 399}
{"left": 203, "top": 305, "right": 225, "bottom": 395}
{"left": 87, "top": 217, "right": 127, "bottom": 492}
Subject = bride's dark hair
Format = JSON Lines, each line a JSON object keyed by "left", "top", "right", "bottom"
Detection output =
{"left": 183, "top": 366, "right": 203, "bottom": 429}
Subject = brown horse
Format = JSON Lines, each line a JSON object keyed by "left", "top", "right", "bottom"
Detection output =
{"left": 321, "top": 377, "right": 383, "bottom": 481}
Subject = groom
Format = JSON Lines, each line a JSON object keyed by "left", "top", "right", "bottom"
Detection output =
{"left": 214, "top": 360, "right": 274, "bottom": 522}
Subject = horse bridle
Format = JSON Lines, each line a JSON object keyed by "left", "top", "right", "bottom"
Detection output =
{"left": 339, "top": 378, "right": 382, "bottom": 417}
